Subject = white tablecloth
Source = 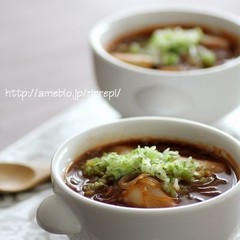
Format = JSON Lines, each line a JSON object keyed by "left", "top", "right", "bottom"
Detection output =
{"left": 0, "top": 96, "right": 120, "bottom": 239}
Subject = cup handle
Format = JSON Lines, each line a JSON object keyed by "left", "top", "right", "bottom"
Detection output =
{"left": 36, "top": 193, "right": 82, "bottom": 235}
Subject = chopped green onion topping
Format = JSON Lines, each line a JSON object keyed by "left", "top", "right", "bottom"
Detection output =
{"left": 148, "top": 27, "right": 203, "bottom": 53}
{"left": 198, "top": 46, "right": 216, "bottom": 67}
{"left": 84, "top": 146, "right": 203, "bottom": 196}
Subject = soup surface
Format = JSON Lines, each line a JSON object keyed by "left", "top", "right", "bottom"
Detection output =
{"left": 107, "top": 25, "right": 240, "bottom": 71}
{"left": 65, "top": 139, "right": 238, "bottom": 208}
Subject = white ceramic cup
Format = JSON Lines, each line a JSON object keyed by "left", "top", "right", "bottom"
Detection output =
{"left": 37, "top": 117, "right": 240, "bottom": 240}
{"left": 90, "top": 6, "right": 240, "bottom": 123}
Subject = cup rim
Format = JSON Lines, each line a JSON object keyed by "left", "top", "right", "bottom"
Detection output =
{"left": 51, "top": 116, "right": 240, "bottom": 214}
{"left": 90, "top": 5, "right": 240, "bottom": 77}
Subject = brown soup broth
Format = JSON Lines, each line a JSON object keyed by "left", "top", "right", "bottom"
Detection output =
{"left": 107, "top": 24, "right": 240, "bottom": 69}
{"left": 65, "top": 139, "right": 239, "bottom": 208}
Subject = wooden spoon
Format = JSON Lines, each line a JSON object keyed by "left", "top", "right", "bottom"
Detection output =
{"left": 0, "top": 162, "right": 51, "bottom": 193}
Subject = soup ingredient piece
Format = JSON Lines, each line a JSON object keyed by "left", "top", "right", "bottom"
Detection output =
{"left": 197, "top": 159, "right": 226, "bottom": 175}
{"left": 120, "top": 173, "right": 177, "bottom": 208}
{"left": 201, "top": 34, "right": 230, "bottom": 49}
{"left": 188, "top": 45, "right": 216, "bottom": 67}
{"left": 107, "top": 145, "right": 135, "bottom": 154}
{"left": 198, "top": 46, "right": 216, "bottom": 67}
{"left": 111, "top": 52, "right": 154, "bottom": 68}
{"left": 158, "top": 65, "right": 185, "bottom": 71}
{"left": 84, "top": 146, "right": 201, "bottom": 197}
